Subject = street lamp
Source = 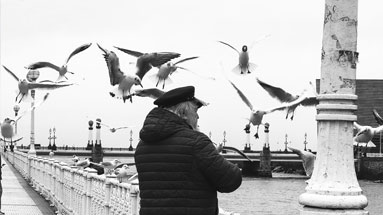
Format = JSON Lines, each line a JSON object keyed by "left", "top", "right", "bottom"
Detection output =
{"left": 13, "top": 105, "right": 20, "bottom": 135}
{"left": 284, "top": 134, "right": 288, "bottom": 152}
{"left": 303, "top": 133, "right": 308, "bottom": 151}
{"left": 128, "top": 129, "right": 134, "bottom": 151}
{"left": 27, "top": 70, "right": 40, "bottom": 156}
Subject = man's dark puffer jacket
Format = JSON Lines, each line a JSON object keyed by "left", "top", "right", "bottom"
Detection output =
{"left": 135, "top": 107, "right": 242, "bottom": 215}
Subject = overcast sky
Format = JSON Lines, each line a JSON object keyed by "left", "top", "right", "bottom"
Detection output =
{"left": 1, "top": 0, "right": 382, "bottom": 151}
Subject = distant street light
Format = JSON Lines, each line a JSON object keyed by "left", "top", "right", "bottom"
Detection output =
{"left": 303, "top": 133, "right": 308, "bottom": 151}
{"left": 13, "top": 105, "right": 20, "bottom": 135}
{"left": 27, "top": 69, "right": 40, "bottom": 156}
{"left": 284, "top": 134, "right": 288, "bottom": 152}
{"left": 128, "top": 129, "right": 134, "bottom": 151}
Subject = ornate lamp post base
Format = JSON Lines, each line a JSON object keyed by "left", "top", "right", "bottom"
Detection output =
{"left": 300, "top": 207, "right": 368, "bottom": 215}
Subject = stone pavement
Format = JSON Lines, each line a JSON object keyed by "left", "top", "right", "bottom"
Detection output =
{"left": 1, "top": 156, "right": 56, "bottom": 215}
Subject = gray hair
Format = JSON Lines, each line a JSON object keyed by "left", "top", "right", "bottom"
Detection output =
{"left": 165, "top": 101, "right": 197, "bottom": 120}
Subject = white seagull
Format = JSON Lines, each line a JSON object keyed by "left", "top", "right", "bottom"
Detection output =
{"left": 3, "top": 65, "right": 73, "bottom": 103}
{"left": 113, "top": 46, "right": 181, "bottom": 88}
{"left": 256, "top": 78, "right": 318, "bottom": 120}
{"left": 25, "top": 43, "right": 92, "bottom": 82}
{"left": 97, "top": 44, "right": 144, "bottom": 103}
{"left": 1, "top": 93, "right": 49, "bottom": 140}
{"left": 72, "top": 155, "right": 80, "bottom": 164}
{"left": 288, "top": 146, "right": 316, "bottom": 177}
{"left": 100, "top": 159, "right": 122, "bottom": 174}
{"left": 150, "top": 56, "right": 199, "bottom": 89}
{"left": 218, "top": 41, "right": 257, "bottom": 75}
{"left": 229, "top": 80, "right": 309, "bottom": 138}
{"left": 353, "top": 122, "right": 383, "bottom": 143}
{"left": 114, "top": 164, "right": 130, "bottom": 183}
{"left": 100, "top": 122, "right": 135, "bottom": 133}
{"left": 75, "top": 158, "right": 91, "bottom": 168}
{"left": 123, "top": 88, "right": 165, "bottom": 101}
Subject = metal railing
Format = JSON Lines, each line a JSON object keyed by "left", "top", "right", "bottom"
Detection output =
{"left": 2, "top": 150, "right": 140, "bottom": 215}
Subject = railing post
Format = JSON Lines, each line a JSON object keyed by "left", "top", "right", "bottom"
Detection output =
{"left": 27, "top": 155, "right": 33, "bottom": 183}
{"left": 105, "top": 175, "right": 116, "bottom": 215}
{"left": 85, "top": 169, "right": 97, "bottom": 215}
{"left": 52, "top": 160, "right": 60, "bottom": 208}
{"left": 130, "top": 181, "right": 140, "bottom": 215}
{"left": 47, "top": 159, "right": 54, "bottom": 203}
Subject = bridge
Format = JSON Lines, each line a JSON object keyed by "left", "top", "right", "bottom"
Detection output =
{"left": 2, "top": 150, "right": 140, "bottom": 215}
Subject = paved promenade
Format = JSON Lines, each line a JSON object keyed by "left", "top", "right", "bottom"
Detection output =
{"left": 1, "top": 156, "right": 56, "bottom": 215}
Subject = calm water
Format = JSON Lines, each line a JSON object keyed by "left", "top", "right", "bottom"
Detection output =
{"left": 45, "top": 155, "right": 383, "bottom": 215}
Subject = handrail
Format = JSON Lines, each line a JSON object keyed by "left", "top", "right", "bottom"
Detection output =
{"left": 1, "top": 150, "right": 140, "bottom": 215}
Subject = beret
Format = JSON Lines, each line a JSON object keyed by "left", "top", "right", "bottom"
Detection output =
{"left": 154, "top": 86, "right": 206, "bottom": 108}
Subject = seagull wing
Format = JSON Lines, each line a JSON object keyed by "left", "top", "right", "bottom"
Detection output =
{"left": 2, "top": 65, "right": 20, "bottom": 81}
{"left": 28, "top": 82, "right": 73, "bottom": 90}
{"left": 113, "top": 46, "right": 144, "bottom": 58}
{"left": 14, "top": 93, "right": 49, "bottom": 122}
{"left": 100, "top": 123, "right": 111, "bottom": 128}
{"left": 134, "top": 88, "right": 165, "bottom": 99}
{"left": 229, "top": 80, "right": 254, "bottom": 111}
{"left": 97, "top": 44, "right": 125, "bottom": 86}
{"left": 299, "top": 97, "right": 319, "bottom": 107}
{"left": 135, "top": 52, "right": 180, "bottom": 80}
{"left": 263, "top": 92, "right": 309, "bottom": 114}
{"left": 218, "top": 41, "right": 239, "bottom": 54}
{"left": 373, "top": 125, "right": 383, "bottom": 134}
{"left": 114, "top": 162, "right": 136, "bottom": 170}
{"left": 372, "top": 109, "right": 383, "bottom": 125}
{"left": 25, "top": 62, "right": 61, "bottom": 72}
{"left": 174, "top": 56, "right": 199, "bottom": 65}
{"left": 288, "top": 146, "right": 316, "bottom": 177}
{"left": 257, "top": 78, "right": 296, "bottom": 102}
{"left": 65, "top": 43, "right": 92, "bottom": 64}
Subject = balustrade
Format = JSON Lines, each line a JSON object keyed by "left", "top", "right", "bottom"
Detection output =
{"left": 1, "top": 150, "right": 140, "bottom": 215}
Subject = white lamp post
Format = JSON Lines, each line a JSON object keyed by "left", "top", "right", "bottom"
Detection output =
{"left": 27, "top": 69, "right": 40, "bottom": 156}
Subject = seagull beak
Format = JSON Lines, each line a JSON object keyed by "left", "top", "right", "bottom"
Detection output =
{"left": 139, "top": 83, "right": 143, "bottom": 88}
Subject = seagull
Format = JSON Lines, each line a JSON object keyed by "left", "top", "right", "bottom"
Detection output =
{"left": 372, "top": 109, "right": 383, "bottom": 125}
{"left": 353, "top": 122, "right": 383, "bottom": 143}
{"left": 100, "top": 122, "right": 135, "bottom": 133}
{"left": 99, "top": 159, "right": 122, "bottom": 174}
{"left": 114, "top": 164, "right": 130, "bottom": 183}
{"left": 3, "top": 65, "right": 73, "bottom": 103}
{"left": 218, "top": 41, "right": 257, "bottom": 75}
{"left": 150, "top": 56, "right": 199, "bottom": 89}
{"left": 113, "top": 46, "right": 181, "bottom": 86}
{"left": 256, "top": 78, "right": 318, "bottom": 120}
{"left": 25, "top": 43, "right": 92, "bottom": 82}
{"left": 229, "top": 80, "right": 309, "bottom": 138}
{"left": 1, "top": 93, "right": 49, "bottom": 140}
{"left": 97, "top": 44, "right": 144, "bottom": 103}
{"left": 288, "top": 146, "right": 316, "bottom": 177}
{"left": 75, "top": 158, "right": 90, "bottom": 168}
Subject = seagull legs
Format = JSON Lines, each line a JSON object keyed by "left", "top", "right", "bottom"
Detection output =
{"left": 254, "top": 125, "right": 260, "bottom": 139}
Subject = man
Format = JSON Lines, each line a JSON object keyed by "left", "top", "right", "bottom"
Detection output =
{"left": 135, "top": 86, "right": 242, "bottom": 215}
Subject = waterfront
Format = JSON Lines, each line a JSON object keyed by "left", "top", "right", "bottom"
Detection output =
{"left": 44, "top": 155, "right": 383, "bottom": 214}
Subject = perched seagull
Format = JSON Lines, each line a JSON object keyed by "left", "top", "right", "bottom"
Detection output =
{"left": 100, "top": 122, "right": 135, "bottom": 133}
{"left": 1, "top": 93, "right": 49, "bottom": 140}
{"left": 229, "top": 80, "right": 309, "bottom": 138}
{"left": 150, "top": 56, "right": 199, "bottom": 89}
{"left": 218, "top": 41, "right": 257, "bottom": 75}
{"left": 256, "top": 78, "right": 318, "bottom": 120}
{"left": 114, "top": 162, "right": 136, "bottom": 170}
{"left": 75, "top": 158, "right": 90, "bottom": 168}
{"left": 372, "top": 109, "right": 383, "bottom": 125}
{"left": 113, "top": 46, "right": 181, "bottom": 86}
{"left": 72, "top": 155, "right": 80, "bottom": 164}
{"left": 97, "top": 44, "right": 144, "bottom": 103}
{"left": 114, "top": 164, "right": 130, "bottom": 183}
{"left": 100, "top": 159, "right": 122, "bottom": 174}
{"left": 25, "top": 43, "right": 92, "bottom": 82}
{"left": 215, "top": 142, "right": 224, "bottom": 153}
{"left": 288, "top": 146, "right": 316, "bottom": 177}
{"left": 353, "top": 122, "right": 383, "bottom": 143}
{"left": 3, "top": 65, "right": 73, "bottom": 103}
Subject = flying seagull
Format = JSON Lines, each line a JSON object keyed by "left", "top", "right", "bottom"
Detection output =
{"left": 1, "top": 93, "right": 49, "bottom": 140}
{"left": 97, "top": 44, "right": 143, "bottom": 103}
{"left": 218, "top": 41, "right": 257, "bottom": 75}
{"left": 123, "top": 88, "right": 165, "bottom": 101}
{"left": 288, "top": 146, "right": 316, "bottom": 177}
{"left": 25, "top": 43, "right": 92, "bottom": 82}
{"left": 151, "top": 56, "right": 199, "bottom": 89}
{"left": 256, "top": 78, "right": 318, "bottom": 120}
{"left": 3, "top": 65, "right": 73, "bottom": 103}
{"left": 229, "top": 80, "right": 309, "bottom": 138}
{"left": 353, "top": 122, "right": 383, "bottom": 143}
{"left": 100, "top": 122, "right": 135, "bottom": 133}
{"left": 113, "top": 46, "right": 181, "bottom": 86}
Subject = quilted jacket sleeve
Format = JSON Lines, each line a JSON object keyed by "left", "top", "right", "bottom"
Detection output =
{"left": 193, "top": 134, "right": 242, "bottom": 193}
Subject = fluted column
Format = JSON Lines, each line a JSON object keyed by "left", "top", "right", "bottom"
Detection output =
{"left": 299, "top": 0, "right": 368, "bottom": 214}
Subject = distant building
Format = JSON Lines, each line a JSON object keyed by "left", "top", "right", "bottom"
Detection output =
{"left": 316, "top": 79, "right": 383, "bottom": 153}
